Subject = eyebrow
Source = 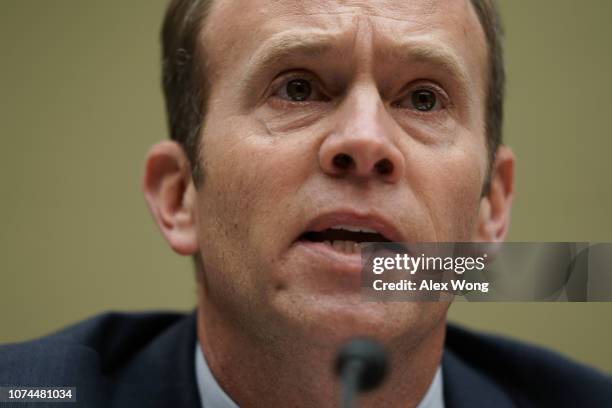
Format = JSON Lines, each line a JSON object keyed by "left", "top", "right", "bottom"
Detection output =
{"left": 243, "top": 30, "right": 337, "bottom": 76}
{"left": 376, "top": 40, "right": 471, "bottom": 92}
{"left": 241, "top": 29, "right": 472, "bottom": 99}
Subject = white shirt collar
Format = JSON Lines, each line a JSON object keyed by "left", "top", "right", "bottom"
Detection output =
{"left": 195, "top": 343, "right": 239, "bottom": 408}
{"left": 195, "top": 343, "right": 445, "bottom": 408}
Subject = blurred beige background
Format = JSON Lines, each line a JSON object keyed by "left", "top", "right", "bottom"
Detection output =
{"left": 1, "top": 0, "right": 611, "bottom": 372}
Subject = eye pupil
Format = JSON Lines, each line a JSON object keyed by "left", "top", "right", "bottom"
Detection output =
{"left": 286, "top": 79, "right": 312, "bottom": 101}
{"left": 411, "top": 89, "right": 436, "bottom": 111}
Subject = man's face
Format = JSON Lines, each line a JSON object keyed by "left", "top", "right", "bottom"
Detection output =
{"left": 192, "top": 0, "right": 489, "bottom": 344}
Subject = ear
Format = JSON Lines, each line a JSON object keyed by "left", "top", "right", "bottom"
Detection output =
{"left": 142, "top": 140, "right": 199, "bottom": 255}
{"left": 475, "top": 145, "right": 515, "bottom": 242}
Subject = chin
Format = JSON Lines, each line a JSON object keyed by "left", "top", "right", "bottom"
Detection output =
{"left": 271, "top": 289, "right": 449, "bottom": 346}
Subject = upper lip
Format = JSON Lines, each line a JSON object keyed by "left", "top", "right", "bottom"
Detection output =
{"left": 297, "top": 209, "right": 404, "bottom": 242}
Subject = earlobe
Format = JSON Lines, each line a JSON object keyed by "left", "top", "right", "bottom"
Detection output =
{"left": 142, "top": 140, "right": 199, "bottom": 255}
{"left": 476, "top": 145, "right": 515, "bottom": 242}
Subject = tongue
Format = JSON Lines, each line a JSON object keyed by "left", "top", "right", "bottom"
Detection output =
{"left": 302, "top": 229, "right": 388, "bottom": 243}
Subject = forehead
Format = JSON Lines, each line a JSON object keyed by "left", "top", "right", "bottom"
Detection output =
{"left": 202, "top": 0, "right": 487, "bottom": 90}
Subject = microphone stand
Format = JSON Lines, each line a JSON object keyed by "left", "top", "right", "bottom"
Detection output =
{"left": 335, "top": 338, "right": 388, "bottom": 408}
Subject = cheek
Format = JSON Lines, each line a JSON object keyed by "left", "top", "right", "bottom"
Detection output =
{"left": 197, "top": 149, "right": 260, "bottom": 259}
{"left": 412, "top": 142, "right": 486, "bottom": 240}
{"left": 197, "top": 123, "right": 316, "bottom": 262}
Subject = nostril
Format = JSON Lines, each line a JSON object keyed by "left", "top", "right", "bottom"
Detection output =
{"left": 333, "top": 153, "right": 354, "bottom": 170}
{"left": 375, "top": 159, "right": 393, "bottom": 175}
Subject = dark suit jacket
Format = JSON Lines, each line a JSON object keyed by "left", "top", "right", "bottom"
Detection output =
{"left": 1, "top": 311, "right": 611, "bottom": 407}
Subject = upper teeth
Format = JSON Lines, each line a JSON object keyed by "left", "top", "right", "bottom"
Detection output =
{"left": 330, "top": 225, "right": 378, "bottom": 234}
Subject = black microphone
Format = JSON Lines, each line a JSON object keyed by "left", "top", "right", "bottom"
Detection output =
{"left": 335, "top": 338, "right": 388, "bottom": 408}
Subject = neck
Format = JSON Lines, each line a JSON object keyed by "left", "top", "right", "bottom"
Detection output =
{"left": 196, "top": 298, "right": 446, "bottom": 408}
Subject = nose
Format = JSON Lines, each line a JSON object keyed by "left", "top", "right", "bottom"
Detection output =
{"left": 318, "top": 88, "right": 404, "bottom": 183}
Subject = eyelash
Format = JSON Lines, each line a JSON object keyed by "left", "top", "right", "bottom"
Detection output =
{"left": 268, "top": 73, "right": 450, "bottom": 112}
{"left": 392, "top": 82, "right": 450, "bottom": 113}
{"left": 269, "top": 72, "right": 329, "bottom": 105}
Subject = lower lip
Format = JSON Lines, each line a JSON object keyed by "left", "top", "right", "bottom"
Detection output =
{"left": 292, "top": 241, "right": 364, "bottom": 274}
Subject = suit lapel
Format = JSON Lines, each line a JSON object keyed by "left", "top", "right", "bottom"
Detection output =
{"left": 442, "top": 350, "right": 516, "bottom": 408}
{"left": 110, "top": 311, "right": 201, "bottom": 408}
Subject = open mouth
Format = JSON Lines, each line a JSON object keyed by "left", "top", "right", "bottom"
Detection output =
{"left": 298, "top": 226, "right": 391, "bottom": 255}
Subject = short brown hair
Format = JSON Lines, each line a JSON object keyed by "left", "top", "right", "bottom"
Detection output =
{"left": 161, "top": 0, "right": 505, "bottom": 185}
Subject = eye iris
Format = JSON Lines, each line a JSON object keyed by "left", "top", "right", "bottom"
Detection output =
{"left": 286, "top": 79, "right": 312, "bottom": 101}
{"left": 411, "top": 90, "right": 436, "bottom": 111}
